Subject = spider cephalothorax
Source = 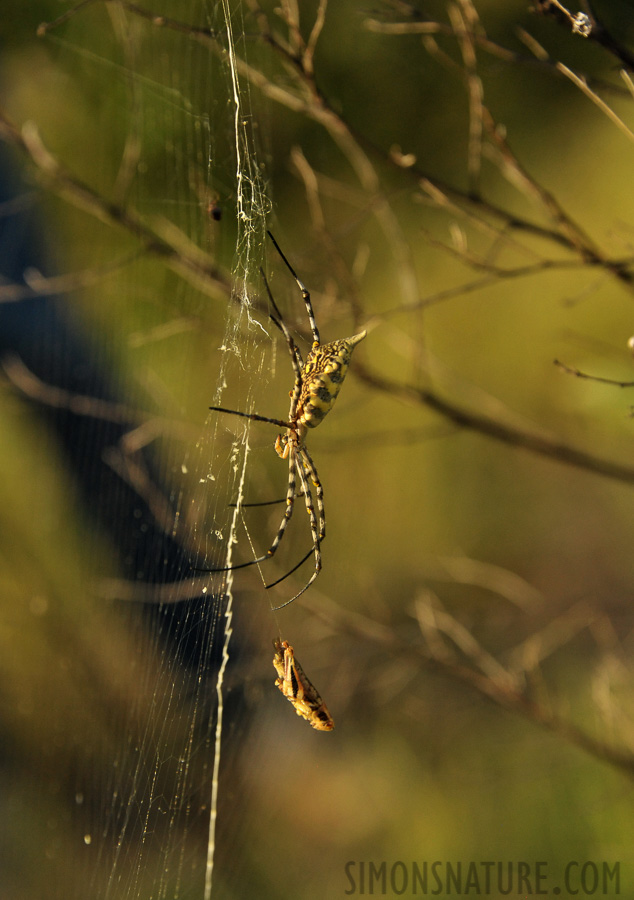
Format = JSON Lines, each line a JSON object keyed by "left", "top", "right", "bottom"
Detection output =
{"left": 201, "top": 231, "right": 366, "bottom": 608}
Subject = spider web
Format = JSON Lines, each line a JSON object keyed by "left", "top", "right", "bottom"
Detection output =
{"left": 1, "top": 2, "right": 283, "bottom": 898}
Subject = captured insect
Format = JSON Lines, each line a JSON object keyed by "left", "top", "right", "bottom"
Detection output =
{"left": 273, "top": 640, "right": 334, "bottom": 731}
{"left": 202, "top": 231, "right": 366, "bottom": 608}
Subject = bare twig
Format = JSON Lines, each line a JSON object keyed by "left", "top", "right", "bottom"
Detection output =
{"left": 557, "top": 63, "right": 634, "bottom": 145}
{"left": 302, "top": 590, "right": 634, "bottom": 778}
{"left": 0, "top": 112, "right": 232, "bottom": 302}
{"left": 533, "top": 0, "right": 634, "bottom": 70}
{"left": 354, "top": 360, "right": 634, "bottom": 486}
{"left": 554, "top": 359, "right": 634, "bottom": 388}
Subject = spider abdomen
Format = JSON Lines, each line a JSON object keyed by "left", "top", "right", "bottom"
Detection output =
{"left": 297, "top": 331, "right": 366, "bottom": 429}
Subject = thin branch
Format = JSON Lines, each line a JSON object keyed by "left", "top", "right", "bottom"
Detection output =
{"left": 39, "top": 0, "right": 219, "bottom": 41}
{"left": 366, "top": 16, "right": 631, "bottom": 98}
{"left": 289, "top": 147, "right": 365, "bottom": 324}
{"left": 533, "top": 0, "right": 634, "bottom": 70}
{"left": 354, "top": 361, "right": 634, "bottom": 486}
{"left": 452, "top": 0, "right": 484, "bottom": 195}
{"left": 557, "top": 63, "right": 634, "bottom": 145}
{"left": 0, "top": 251, "right": 143, "bottom": 303}
{"left": 0, "top": 111, "right": 232, "bottom": 302}
{"left": 555, "top": 358, "right": 634, "bottom": 388}
{"left": 303, "top": 591, "right": 634, "bottom": 778}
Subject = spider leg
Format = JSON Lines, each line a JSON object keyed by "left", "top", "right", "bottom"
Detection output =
{"left": 264, "top": 453, "right": 318, "bottom": 592}
{"left": 208, "top": 406, "right": 289, "bottom": 429}
{"left": 229, "top": 489, "right": 308, "bottom": 508}
{"left": 268, "top": 446, "right": 324, "bottom": 610}
{"left": 300, "top": 446, "right": 325, "bottom": 544}
{"left": 194, "top": 437, "right": 298, "bottom": 576}
{"left": 267, "top": 230, "right": 320, "bottom": 347}
{"left": 263, "top": 441, "right": 299, "bottom": 561}
{"left": 265, "top": 546, "right": 314, "bottom": 590}
{"left": 260, "top": 267, "right": 304, "bottom": 377}
{"left": 259, "top": 265, "right": 303, "bottom": 429}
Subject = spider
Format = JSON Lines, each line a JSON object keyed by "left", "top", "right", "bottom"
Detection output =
{"left": 202, "top": 231, "right": 366, "bottom": 609}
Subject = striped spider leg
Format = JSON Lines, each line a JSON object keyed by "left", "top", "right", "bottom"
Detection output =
{"left": 273, "top": 639, "right": 334, "bottom": 731}
{"left": 200, "top": 231, "right": 366, "bottom": 609}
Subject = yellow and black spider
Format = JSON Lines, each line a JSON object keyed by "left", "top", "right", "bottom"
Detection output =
{"left": 202, "top": 231, "right": 366, "bottom": 609}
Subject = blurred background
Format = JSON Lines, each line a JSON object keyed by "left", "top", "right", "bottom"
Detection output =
{"left": 1, "top": 0, "right": 634, "bottom": 897}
